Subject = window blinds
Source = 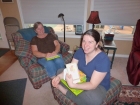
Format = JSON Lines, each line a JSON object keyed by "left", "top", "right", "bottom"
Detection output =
{"left": 93, "top": 0, "right": 140, "bottom": 26}
{"left": 19, "top": 0, "right": 85, "bottom": 25}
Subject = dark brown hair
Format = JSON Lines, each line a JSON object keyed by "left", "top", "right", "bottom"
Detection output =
{"left": 81, "top": 29, "right": 104, "bottom": 51}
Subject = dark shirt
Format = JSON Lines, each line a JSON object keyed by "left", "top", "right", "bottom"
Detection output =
{"left": 30, "top": 33, "right": 56, "bottom": 53}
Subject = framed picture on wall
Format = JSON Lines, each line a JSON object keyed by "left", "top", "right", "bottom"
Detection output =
{"left": 1, "top": 0, "right": 13, "bottom": 3}
{"left": 75, "top": 25, "right": 83, "bottom": 35}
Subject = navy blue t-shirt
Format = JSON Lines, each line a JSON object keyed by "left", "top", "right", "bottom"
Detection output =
{"left": 73, "top": 48, "right": 111, "bottom": 90}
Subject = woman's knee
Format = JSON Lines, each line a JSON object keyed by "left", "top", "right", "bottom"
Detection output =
{"left": 57, "top": 68, "right": 64, "bottom": 75}
{"left": 38, "top": 58, "right": 47, "bottom": 65}
{"left": 66, "top": 86, "right": 106, "bottom": 105}
{"left": 54, "top": 58, "right": 65, "bottom": 67}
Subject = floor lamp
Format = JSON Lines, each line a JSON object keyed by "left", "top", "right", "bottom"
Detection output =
{"left": 58, "top": 13, "right": 65, "bottom": 42}
{"left": 87, "top": 11, "right": 101, "bottom": 29}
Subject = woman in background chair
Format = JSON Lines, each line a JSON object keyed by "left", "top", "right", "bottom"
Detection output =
{"left": 30, "top": 22, "right": 65, "bottom": 79}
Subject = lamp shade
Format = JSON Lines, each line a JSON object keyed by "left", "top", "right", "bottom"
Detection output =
{"left": 87, "top": 11, "right": 101, "bottom": 24}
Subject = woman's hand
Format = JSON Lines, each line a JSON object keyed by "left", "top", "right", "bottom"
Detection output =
{"left": 65, "top": 73, "right": 75, "bottom": 88}
{"left": 45, "top": 51, "right": 57, "bottom": 58}
{"left": 52, "top": 76, "right": 60, "bottom": 88}
{"left": 51, "top": 51, "right": 57, "bottom": 56}
{"left": 45, "top": 53, "right": 52, "bottom": 58}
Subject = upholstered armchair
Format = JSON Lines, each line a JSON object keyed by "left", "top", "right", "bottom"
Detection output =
{"left": 51, "top": 76, "right": 122, "bottom": 105}
{"left": 12, "top": 26, "right": 73, "bottom": 89}
{"left": 126, "top": 19, "right": 140, "bottom": 86}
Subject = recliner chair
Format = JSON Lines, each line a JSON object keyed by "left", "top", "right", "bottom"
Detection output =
{"left": 12, "top": 26, "right": 73, "bottom": 89}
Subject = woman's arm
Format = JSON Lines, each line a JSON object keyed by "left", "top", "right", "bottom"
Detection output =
{"left": 66, "top": 70, "right": 107, "bottom": 90}
{"left": 31, "top": 40, "right": 60, "bottom": 58}
{"left": 52, "top": 58, "right": 78, "bottom": 87}
{"left": 71, "top": 58, "right": 78, "bottom": 64}
{"left": 52, "top": 70, "right": 64, "bottom": 87}
{"left": 53, "top": 40, "right": 60, "bottom": 54}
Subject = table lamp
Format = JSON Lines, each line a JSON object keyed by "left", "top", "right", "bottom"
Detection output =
{"left": 87, "top": 11, "right": 101, "bottom": 29}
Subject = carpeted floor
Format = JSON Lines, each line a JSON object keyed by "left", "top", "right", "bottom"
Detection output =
{"left": 0, "top": 48, "right": 10, "bottom": 57}
{"left": 0, "top": 58, "right": 140, "bottom": 105}
{"left": 0, "top": 78, "right": 27, "bottom": 105}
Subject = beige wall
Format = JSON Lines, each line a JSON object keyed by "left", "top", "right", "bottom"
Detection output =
{"left": 59, "top": 37, "right": 81, "bottom": 51}
{"left": 59, "top": 37, "right": 132, "bottom": 56}
{"left": 0, "top": 0, "right": 132, "bottom": 56}
{"left": 0, "top": 0, "right": 22, "bottom": 28}
{"left": 115, "top": 40, "right": 132, "bottom": 55}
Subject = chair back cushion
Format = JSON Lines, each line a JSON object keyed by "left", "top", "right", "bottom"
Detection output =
{"left": 17, "top": 26, "right": 50, "bottom": 41}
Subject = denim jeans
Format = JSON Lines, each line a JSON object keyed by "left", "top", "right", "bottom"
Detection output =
{"left": 38, "top": 54, "right": 65, "bottom": 78}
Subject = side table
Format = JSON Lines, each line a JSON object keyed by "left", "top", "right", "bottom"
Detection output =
{"left": 102, "top": 39, "right": 117, "bottom": 69}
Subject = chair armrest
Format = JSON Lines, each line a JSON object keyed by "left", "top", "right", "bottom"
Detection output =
{"left": 15, "top": 39, "right": 37, "bottom": 63}
{"left": 58, "top": 40, "right": 70, "bottom": 54}
{"left": 18, "top": 57, "right": 31, "bottom": 68}
{"left": 62, "top": 52, "right": 73, "bottom": 64}
{"left": 18, "top": 57, "right": 45, "bottom": 78}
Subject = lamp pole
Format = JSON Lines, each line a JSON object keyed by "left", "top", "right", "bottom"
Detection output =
{"left": 58, "top": 13, "right": 65, "bottom": 42}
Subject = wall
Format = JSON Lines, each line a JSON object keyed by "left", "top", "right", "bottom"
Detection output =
{"left": 0, "top": 8, "right": 9, "bottom": 48}
{"left": 0, "top": 0, "right": 22, "bottom": 48}
{"left": 0, "top": 0, "right": 22, "bottom": 28}
{"left": 59, "top": 37, "right": 132, "bottom": 57}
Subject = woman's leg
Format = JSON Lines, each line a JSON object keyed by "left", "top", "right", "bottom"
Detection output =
{"left": 38, "top": 58, "right": 57, "bottom": 78}
{"left": 66, "top": 85, "right": 107, "bottom": 105}
{"left": 56, "top": 69, "right": 106, "bottom": 105}
{"left": 54, "top": 54, "right": 65, "bottom": 70}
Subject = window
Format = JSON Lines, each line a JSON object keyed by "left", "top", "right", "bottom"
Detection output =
{"left": 27, "top": 24, "right": 75, "bottom": 33}
{"left": 18, "top": 0, "right": 87, "bottom": 37}
{"left": 94, "top": 25, "right": 135, "bottom": 40}
{"left": 18, "top": 0, "right": 85, "bottom": 25}
{"left": 90, "top": 0, "right": 140, "bottom": 40}
{"left": 95, "top": 25, "right": 134, "bottom": 35}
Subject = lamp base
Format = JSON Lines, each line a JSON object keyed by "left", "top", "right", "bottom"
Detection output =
{"left": 92, "top": 24, "right": 95, "bottom": 29}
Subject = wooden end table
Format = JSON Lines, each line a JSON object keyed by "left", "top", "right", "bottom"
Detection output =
{"left": 102, "top": 39, "right": 117, "bottom": 69}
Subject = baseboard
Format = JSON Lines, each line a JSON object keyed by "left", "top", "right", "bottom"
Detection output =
{"left": 108, "top": 54, "right": 129, "bottom": 58}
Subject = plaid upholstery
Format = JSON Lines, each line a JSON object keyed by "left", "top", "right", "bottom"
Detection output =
{"left": 102, "top": 77, "right": 122, "bottom": 105}
{"left": 15, "top": 39, "right": 37, "bottom": 63}
{"left": 59, "top": 40, "right": 70, "bottom": 54}
{"left": 62, "top": 52, "right": 73, "bottom": 64}
{"left": 52, "top": 86, "right": 76, "bottom": 105}
{"left": 51, "top": 77, "right": 122, "bottom": 105}
{"left": 12, "top": 28, "right": 73, "bottom": 89}
{"left": 28, "top": 63, "right": 46, "bottom": 78}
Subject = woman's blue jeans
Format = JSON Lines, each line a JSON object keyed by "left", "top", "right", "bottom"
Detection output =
{"left": 37, "top": 54, "right": 65, "bottom": 78}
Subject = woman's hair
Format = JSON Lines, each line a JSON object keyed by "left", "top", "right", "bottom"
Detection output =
{"left": 47, "top": 27, "right": 58, "bottom": 39}
{"left": 33, "top": 22, "right": 43, "bottom": 30}
{"left": 47, "top": 27, "right": 55, "bottom": 34}
{"left": 82, "top": 29, "right": 104, "bottom": 51}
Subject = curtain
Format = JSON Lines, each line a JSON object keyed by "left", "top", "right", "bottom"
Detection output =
{"left": 126, "top": 19, "right": 140, "bottom": 85}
